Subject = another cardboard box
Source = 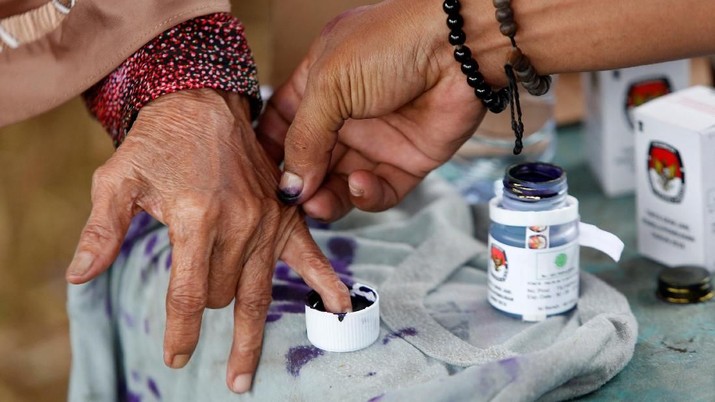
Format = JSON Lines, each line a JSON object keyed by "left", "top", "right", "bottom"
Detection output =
{"left": 582, "top": 61, "right": 690, "bottom": 197}
{"left": 634, "top": 86, "right": 715, "bottom": 271}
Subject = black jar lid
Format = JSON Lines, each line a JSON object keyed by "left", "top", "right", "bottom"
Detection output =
{"left": 657, "top": 266, "right": 713, "bottom": 304}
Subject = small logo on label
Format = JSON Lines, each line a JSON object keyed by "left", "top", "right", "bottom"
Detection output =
{"left": 528, "top": 235, "right": 548, "bottom": 250}
{"left": 625, "top": 77, "right": 672, "bottom": 128}
{"left": 555, "top": 253, "right": 567, "bottom": 268}
{"left": 490, "top": 244, "right": 508, "bottom": 282}
{"left": 647, "top": 141, "right": 685, "bottom": 203}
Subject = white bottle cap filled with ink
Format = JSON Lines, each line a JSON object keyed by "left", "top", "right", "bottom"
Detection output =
{"left": 305, "top": 283, "right": 380, "bottom": 352}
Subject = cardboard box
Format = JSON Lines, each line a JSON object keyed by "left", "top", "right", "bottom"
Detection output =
{"left": 582, "top": 61, "right": 690, "bottom": 197}
{"left": 634, "top": 86, "right": 715, "bottom": 271}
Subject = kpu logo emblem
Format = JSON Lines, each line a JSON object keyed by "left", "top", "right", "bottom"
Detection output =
{"left": 647, "top": 141, "right": 685, "bottom": 203}
{"left": 625, "top": 77, "right": 672, "bottom": 128}
{"left": 490, "top": 244, "right": 508, "bottom": 282}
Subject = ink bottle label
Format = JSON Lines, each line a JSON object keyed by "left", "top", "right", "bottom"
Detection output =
{"left": 488, "top": 233, "right": 580, "bottom": 321}
{"left": 487, "top": 163, "right": 623, "bottom": 321}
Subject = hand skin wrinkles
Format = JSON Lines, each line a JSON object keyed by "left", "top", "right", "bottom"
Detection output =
{"left": 66, "top": 88, "right": 351, "bottom": 394}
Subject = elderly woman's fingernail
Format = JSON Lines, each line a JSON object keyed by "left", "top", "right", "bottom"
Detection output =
{"left": 278, "top": 171, "right": 303, "bottom": 204}
{"left": 170, "top": 354, "right": 191, "bottom": 369}
{"left": 67, "top": 252, "right": 94, "bottom": 278}
{"left": 232, "top": 374, "right": 253, "bottom": 394}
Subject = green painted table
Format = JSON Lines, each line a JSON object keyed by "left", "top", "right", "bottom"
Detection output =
{"left": 553, "top": 125, "right": 715, "bottom": 401}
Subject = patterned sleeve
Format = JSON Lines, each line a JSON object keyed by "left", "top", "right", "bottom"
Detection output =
{"left": 83, "top": 13, "right": 261, "bottom": 148}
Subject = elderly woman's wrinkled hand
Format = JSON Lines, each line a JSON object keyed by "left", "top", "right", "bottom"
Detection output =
{"left": 64, "top": 89, "right": 351, "bottom": 393}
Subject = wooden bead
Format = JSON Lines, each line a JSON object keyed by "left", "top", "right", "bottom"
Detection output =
{"left": 521, "top": 78, "right": 541, "bottom": 90}
{"left": 526, "top": 77, "right": 551, "bottom": 96}
{"left": 508, "top": 48, "right": 530, "bottom": 71}
{"left": 515, "top": 66, "right": 538, "bottom": 83}
{"left": 495, "top": 8, "right": 513, "bottom": 23}
{"left": 492, "top": 0, "right": 510, "bottom": 9}
{"left": 499, "top": 21, "right": 517, "bottom": 37}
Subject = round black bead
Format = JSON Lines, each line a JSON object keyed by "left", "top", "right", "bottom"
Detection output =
{"left": 488, "top": 101, "right": 507, "bottom": 114}
{"left": 442, "top": 0, "right": 460, "bottom": 15}
{"left": 474, "top": 85, "right": 493, "bottom": 100}
{"left": 448, "top": 30, "right": 466, "bottom": 46}
{"left": 489, "top": 89, "right": 510, "bottom": 113}
{"left": 461, "top": 58, "right": 478, "bottom": 75}
{"left": 466, "top": 72, "right": 485, "bottom": 88}
{"left": 453, "top": 46, "right": 472, "bottom": 63}
{"left": 446, "top": 14, "right": 463, "bottom": 30}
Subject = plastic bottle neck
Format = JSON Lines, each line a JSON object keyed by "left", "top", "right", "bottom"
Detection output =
{"left": 501, "top": 162, "right": 568, "bottom": 211}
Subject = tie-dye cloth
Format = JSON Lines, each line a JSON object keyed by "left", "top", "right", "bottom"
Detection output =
{"left": 67, "top": 176, "right": 637, "bottom": 402}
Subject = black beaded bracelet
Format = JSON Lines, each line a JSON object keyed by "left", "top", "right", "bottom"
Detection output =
{"left": 443, "top": 0, "right": 528, "bottom": 154}
{"left": 443, "top": 0, "right": 510, "bottom": 115}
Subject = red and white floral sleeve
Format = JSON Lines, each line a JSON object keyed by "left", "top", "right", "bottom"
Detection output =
{"left": 83, "top": 13, "right": 261, "bottom": 147}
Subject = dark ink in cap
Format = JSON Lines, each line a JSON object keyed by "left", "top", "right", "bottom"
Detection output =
{"left": 306, "top": 286, "right": 376, "bottom": 322}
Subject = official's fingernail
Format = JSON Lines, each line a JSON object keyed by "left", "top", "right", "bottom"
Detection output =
{"left": 67, "top": 252, "right": 94, "bottom": 278}
{"left": 278, "top": 171, "right": 303, "bottom": 204}
{"left": 232, "top": 374, "right": 253, "bottom": 394}
{"left": 349, "top": 182, "right": 364, "bottom": 197}
{"left": 170, "top": 354, "right": 191, "bottom": 369}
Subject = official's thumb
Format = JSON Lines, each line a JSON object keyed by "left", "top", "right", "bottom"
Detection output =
{"left": 277, "top": 80, "right": 345, "bottom": 205}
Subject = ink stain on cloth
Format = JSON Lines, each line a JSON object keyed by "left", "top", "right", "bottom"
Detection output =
{"left": 147, "top": 377, "right": 161, "bottom": 399}
{"left": 382, "top": 327, "right": 418, "bottom": 345}
{"left": 286, "top": 345, "right": 324, "bottom": 377}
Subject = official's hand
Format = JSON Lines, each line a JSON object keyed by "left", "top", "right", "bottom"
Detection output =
{"left": 258, "top": 0, "right": 492, "bottom": 221}
{"left": 65, "top": 89, "right": 351, "bottom": 393}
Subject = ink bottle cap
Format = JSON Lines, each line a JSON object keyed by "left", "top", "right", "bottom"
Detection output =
{"left": 305, "top": 283, "right": 380, "bottom": 352}
{"left": 657, "top": 266, "right": 714, "bottom": 304}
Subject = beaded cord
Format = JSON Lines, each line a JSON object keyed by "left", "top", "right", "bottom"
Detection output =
{"left": 443, "top": 0, "right": 529, "bottom": 154}
{"left": 493, "top": 0, "right": 552, "bottom": 154}
{"left": 443, "top": 0, "right": 510, "bottom": 115}
{"left": 494, "top": 0, "right": 552, "bottom": 96}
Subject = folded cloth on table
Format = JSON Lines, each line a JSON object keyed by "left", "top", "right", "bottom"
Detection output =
{"left": 67, "top": 175, "right": 637, "bottom": 402}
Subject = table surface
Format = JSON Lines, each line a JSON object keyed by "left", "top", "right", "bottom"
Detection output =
{"left": 552, "top": 126, "right": 715, "bottom": 401}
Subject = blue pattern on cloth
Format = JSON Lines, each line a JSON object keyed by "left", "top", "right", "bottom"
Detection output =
{"left": 67, "top": 176, "right": 637, "bottom": 401}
